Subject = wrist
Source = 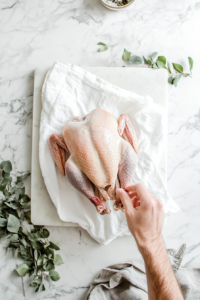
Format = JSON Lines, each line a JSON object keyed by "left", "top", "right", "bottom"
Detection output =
{"left": 137, "top": 236, "right": 164, "bottom": 257}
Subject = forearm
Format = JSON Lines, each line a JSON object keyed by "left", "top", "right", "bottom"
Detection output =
{"left": 139, "top": 237, "right": 184, "bottom": 300}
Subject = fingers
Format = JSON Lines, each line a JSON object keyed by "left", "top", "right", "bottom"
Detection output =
{"left": 126, "top": 183, "right": 152, "bottom": 208}
{"left": 116, "top": 188, "right": 134, "bottom": 213}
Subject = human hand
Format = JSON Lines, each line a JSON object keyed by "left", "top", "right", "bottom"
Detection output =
{"left": 116, "top": 184, "right": 164, "bottom": 252}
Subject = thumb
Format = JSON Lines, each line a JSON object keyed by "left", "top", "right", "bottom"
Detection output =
{"left": 116, "top": 188, "right": 133, "bottom": 212}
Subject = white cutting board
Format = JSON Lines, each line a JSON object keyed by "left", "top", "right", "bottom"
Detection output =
{"left": 31, "top": 66, "right": 168, "bottom": 226}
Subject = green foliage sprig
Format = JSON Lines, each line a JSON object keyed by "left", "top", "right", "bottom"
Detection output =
{"left": 97, "top": 42, "right": 108, "bottom": 52}
{"left": 122, "top": 49, "right": 194, "bottom": 87}
{"left": 0, "top": 161, "right": 63, "bottom": 293}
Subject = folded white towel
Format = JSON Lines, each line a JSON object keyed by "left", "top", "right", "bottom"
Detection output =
{"left": 39, "top": 62, "right": 179, "bottom": 245}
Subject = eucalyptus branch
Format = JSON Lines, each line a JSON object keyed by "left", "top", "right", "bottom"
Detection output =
{"left": 0, "top": 161, "right": 64, "bottom": 293}
{"left": 122, "top": 49, "right": 194, "bottom": 87}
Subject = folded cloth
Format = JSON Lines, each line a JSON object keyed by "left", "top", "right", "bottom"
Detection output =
{"left": 39, "top": 62, "right": 179, "bottom": 245}
{"left": 86, "top": 245, "right": 200, "bottom": 300}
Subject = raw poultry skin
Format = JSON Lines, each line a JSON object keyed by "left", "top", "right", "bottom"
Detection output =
{"left": 49, "top": 109, "right": 138, "bottom": 215}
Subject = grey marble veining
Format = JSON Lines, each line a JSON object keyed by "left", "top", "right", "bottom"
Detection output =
{"left": 0, "top": 0, "right": 200, "bottom": 299}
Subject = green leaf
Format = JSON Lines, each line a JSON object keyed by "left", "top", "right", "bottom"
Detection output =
{"left": 49, "top": 242, "right": 60, "bottom": 250}
{"left": 24, "top": 211, "right": 31, "bottom": 224}
{"left": 38, "top": 283, "right": 45, "bottom": 292}
{"left": 41, "top": 228, "right": 50, "bottom": 238}
{"left": 143, "top": 56, "right": 152, "bottom": 65}
{"left": 37, "top": 254, "right": 44, "bottom": 266}
{"left": 44, "top": 241, "right": 50, "bottom": 249}
{"left": 152, "top": 63, "right": 159, "bottom": 69}
{"left": 54, "top": 254, "right": 63, "bottom": 266}
{"left": 31, "top": 240, "right": 43, "bottom": 250}
{"left": 167, "top": 61, "right": 172, "bottom": 74}
{"left": 30, "top": 282, "right": 38, "bottom": 287}
{"left": 157, "top": 56, "right": 166, "bottom": 66}
{"left": 10, "top": 234, "right": 19, "bottom": 242}
{"left": 16, "top": 172, "right": 30, "bottom": 183}
{"left": 151, "top": 52, "right": 158, "bottom": 60}
{"left": 46, "top": 275, "right": 51, "bottom": 281}
{"left": 49, "top": 270, "right": 60, "bottom": 281}
{"left": 97, "top": 42, "right": 106, "bottom": 46}
{"left": 5, "top": 202, "right": 18, "bottom": 209}
{"left": 156, "top": 61, "right": 165, "bottom": 68}
{"left": 15, "top": 263, "right": 30, "bottom": 276}
{"left": 173, "top": 74, "right": 182, "bottom": 87}
{"left": 0, "top": 217, "right": 7, "bottom": 227}
{"left": 45, "top": 249, "right": 54, "bottom": 259}
{"left": 7, "top": 214, "right": 20, "bottom": 233}
{"left": 172, "top": 63, "right": 183, "bottom": 73}
{"left": 2, "top": 171, "right": 10, "bottom": 178}
{"left": 188, "top": 57, "right": 193, "bottom": 71}
{"left": 0, "top": 226, "right": 6, "bottom": 237}
{"left": 129, "top": 55, "right": 143, "bottom": 64}
{"left": 1, "top": 161, "right": 12, "bottom": 173}
{"left": 98, "top": 44, "right": 108, "bottom": 52}
{"left": 168, "top": 76, "right": 174, "bottom": 84}
{"left": 21, "top": 203, "right": 31, "bottom": 209}
{"left": 122, "top": 48, "right": 131, "bottom": 61}
{"left": 45, "top": 261, "right": 55, "bottom": 271}
{"left": 20, "top": 194, "right": 30, "bottom": 203}
{"left": 2, "top": 177, "right": 12, "bottom": 186}
{"left": 34, "top": 249, "right": 38, "bottom": 261}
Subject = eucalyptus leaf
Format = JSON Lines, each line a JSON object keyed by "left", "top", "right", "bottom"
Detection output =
{"left": 157, "top": 56, "right": 166, "bottom": 65}
{"left": 188, "top": 57, "right": 193, "bottom": 72}
{"left": 31, "top": 240, "right": 43, "bottom": 250}
{"left": 0, "top": 217, "right": 7, "bottom": 227}
{"left": 122, "top": 48, "right": 131, "bottom": 61}
{"left": 20, "top": 237, "right": 29, "bottom": 248}
{"left": 156, "top": 60, "right": 165, "bottom": 68}
{"left": 45, "top": 249, "right": 54, "bottom": 259}
{"left": 5, "top": 202, "right": 18, "bottom": 209}
{"left": 41, "top": 228, "right": 50, "bottom": 238}
{"left": 24, "top": 211, "right": 31, "bottom": 224}
{"left": 45, "top": 261, "right": 55, "bottom": 271}
{"left": 15, "top": 263, "right": 30, "bottom": 276}
{"left": 21, "top": 203, "right": 31, "bottom": 209}
{"left": 1, "top": 161, "right": 12, "bottom": 173}
{"left": 49, "top": 242, "right": 60, "bottom": 250}
{"left": 54, "top": 254, "right": 63, "bottom": 266}
{"left": 98, "top": 44, "right": 108, "bottom": 52}
{"left": 7, "top": 214, "right": 20, "bottom": 233}
{"left": 172, "top": 63, "right": 183, "bottom": 73}
{"left": 34, "top": 249, "right": 38, "bottom": 261}
{"left": 30, "top": 282, "right": 38, "bottom": 287}
{"left": 167, "top": 61, "right": 172, "bottom": 74}
{"left": 143, "top": 56, "right": 152, "bottom": 65}
{"left": 168, "top": 76, "right": 174, "bottom": 84}
{"left": 38, "top": 283, "right": 45, "bottom": 292}
{"left": 173, "top": 74, "right": 182, "bottom": 87}
{"left": 0, "top": 227, "right": 6, "bottom": 237}
{"left": 152, "top": 63, "right": 159, "bottom": 69}
{"left": 2, "top": 177, "right": 12, "bottom": 186}
{"left": 20, "top": 194, "right": 30, "bottom": 203}
{"left": 129, "top": 55, "right": 143, "bottom": 64}
{"left": 49, "top": 270, "right": 60, "bottom": 281}
{"left": 10, "top": 234, "right": 19, "bottom": 242}
{"left": 16, "top": 172, "right": 30, "bottom": 183}
{"left": 46, "top": 275, "right": 51, "bottom": 281}
{"left": 97, "top": 42, "right": 106, "bottom": 46}
{"left": 37, "top": 254, "right": 44, "bottom": 266}
{"left": 151, "top": 52, "right": 158, "bottom": 60}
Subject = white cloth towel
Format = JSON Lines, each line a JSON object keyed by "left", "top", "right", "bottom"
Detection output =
{"left": 39, "top": 62, "right": 179, "bottom": 245}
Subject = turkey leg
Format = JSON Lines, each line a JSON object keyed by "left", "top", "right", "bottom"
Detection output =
{"left": 65, "top": 157, "right": 111, "bottom": 215}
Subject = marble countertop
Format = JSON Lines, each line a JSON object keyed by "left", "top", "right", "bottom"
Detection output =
{"left": 0, "top": 0, "right": 200, "bottom": 299}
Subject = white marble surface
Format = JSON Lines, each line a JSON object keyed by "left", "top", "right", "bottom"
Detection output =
{"left": 0, "top": 0, "right": 200, "bottom": 299}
